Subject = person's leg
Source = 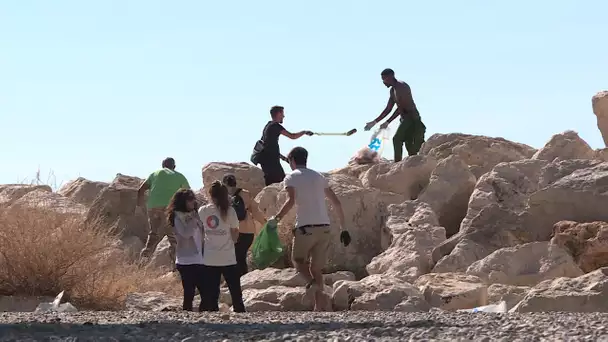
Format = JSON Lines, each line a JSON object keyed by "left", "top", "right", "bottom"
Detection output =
{"left": 193, "top": 264, "right": 206, "bottom": 312}
{"left": 234, "top": 233, "right": 255, "bottom": 277}
{"left": 176, "top": 264, "right": 196, "bottom": 311}
{"left": 200, "top": 265, "right": 221, "bottom": 312}
{"left": 405, "top": 119, "right": 427, "bottom": 156}
{"left": 261, "top": 157, "right": 285, "bottom": 186}
{"left": 162, "top": 211, "right": 177, "bottom": 271}
{"left": 291, "top": 228, "right": 314, "bottom": 284}
{"left": 222, "top": 265, "right": 246, "bottom": 312}
{"left": 139, "top": 208, "right": 163, "bottom": 261}
{"left": 308, "top": 227, "right": 332, "bottom": 311}
{"left": 392, "top": 117, "right": 411, "bottom": 163}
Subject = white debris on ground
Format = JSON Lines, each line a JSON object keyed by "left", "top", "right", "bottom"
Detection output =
{"left": 34, "top": 291, "right": 77, "bottom": 313}
{"left": 350, "top": 147, "right": 381, "bottom": 165}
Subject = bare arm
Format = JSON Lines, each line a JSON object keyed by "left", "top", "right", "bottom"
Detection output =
{"left": 280, "top": 129, "right": 309, "bottom": 140}
{"left": 324, "top": 187, "right": 345, "bottom": 229}
{"left": 275, "top": 187, "right": 295, "bottom": 221}
{"left": 371, "top": 96, "right": 396, "bottom": 123}
{"left": 383, "top": 109, "right": 401, "bottom": 125}
{"left": 244, "top": 191, "right": 266, "bottom": 225}
{"left": 136, "top": 180, "right": 149, "bottom": 207}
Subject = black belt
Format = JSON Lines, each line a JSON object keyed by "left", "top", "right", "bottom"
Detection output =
{"left": 294, "top": 224, "right": 330, "bottom": 235}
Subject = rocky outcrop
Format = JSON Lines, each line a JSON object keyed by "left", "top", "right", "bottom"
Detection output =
{"left": 255, "top": 173, "right": 405, "bottom": 276}
{"left": 511, "top": 267, "right": 608, "bottom": 312}
{"left": 366, "top": 200, "right": 445, "bottom": 282}
{"left": 417, "top": 155, "right": 476, "bottom": 236}
{"left": 466, "top": 242, "right": 583, "bottom": 286}
{"left": 531, "top": 130, "right": 596, "bottom": 162}
{"left": 202, "top": 162, "right": 265, "bottom": 198}
{"left": 9, "top": 189, "right": 86, "bottom": 215}
{"left": 414, "top": 273, "right": 488, "bottom": 311}
{"left": 359, "top": 155, "right": 437, "bottom": 199}
{"left": 0, "top": 184, "right": 52, "bottom": 207}
{"left": 85, "top": 174, "right": 149, "bottom": 242}
{"left": 58, "top": 177, "right": 109, "bottom": 206}
{"left": 551, "top": 221, "right": 608, "bottom": 273}
{"left": 419, "top": 133, "right": 536, "bottom": 178}
{"left": 592, "top": 91, "right": 608, "bottom": 147}
{"left": 487, "top": 284, "right": 530, "bottom": 311}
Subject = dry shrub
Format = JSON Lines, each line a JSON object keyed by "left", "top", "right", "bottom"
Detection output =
{"left": 0, "top": 206, "right": 180, "bottom": 310}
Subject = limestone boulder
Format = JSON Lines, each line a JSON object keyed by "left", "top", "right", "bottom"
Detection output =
{"left": 511, "top": 267, "right": 608, "bottom": 312}
{"left": 466, "top": 242, "right": 583, "bottom": 286}
{"left": 202, "top": 162, "right": 265, "bottom": 198}
{"left": 148, "top": 236, "right": 172, "bottom": 271}
{"left": 366, "top": 200, "right": 445, "bottom": 282}
{"left": 551, "top": 221, "right": 608, "bottom": 273}
{"left": 414, "top": 273, "right": 488, "bottom": 310}
{"left": 432, "top": 159, "right": 606, "bottom": 273}
{"left": 360, "top": 155, "right": 437, "bottom": 199}
{"left": 420, "top": 133, "right": 536, "bottom": 178}
{"left": 57, "top": 177, "right": 109, "bottom": 207}
{"left": 487, "top": 284, "right": 530, "bottom": 311}
{"left": 239, "top": 268, "right": 356, "bottom": 291}
{"left": 418, "top": 155, "right": 477, "bottom": 236}
{"left": 9, "top": 189, "right": 86, "bottom": 216}
{"left": 0, "top": 184, "right": 52, "bottom": 207}
{"left": 243, "top": 285, "right": 333, "bottom": 312}
{"left": 332, "top": 274, "right": 428, "bottom": 312}
{"left": 85, "top": 174, "right": 149, "bottom": 242}
{"left": 531, "top": 130, "right": 596, "bottom": 162}
{"left": 592, "top": 91, "right": 608, "bottom": 147}
{"left": 255, "top": 173, "right": 405, "bottom": 276}
{"left": 328, "top": 163, "right": 376, "bottom": 179}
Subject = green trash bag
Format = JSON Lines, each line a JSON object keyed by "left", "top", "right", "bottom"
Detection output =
{"left": 252, "top": 220, "right": 284, "bottom": 269}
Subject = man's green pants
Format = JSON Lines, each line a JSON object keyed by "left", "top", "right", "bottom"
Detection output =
{"left": 393, "top": 114, "right": 426, "bottom": 162}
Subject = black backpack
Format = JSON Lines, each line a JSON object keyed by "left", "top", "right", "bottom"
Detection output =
{"left": 231, "top": 188, "right": 247, "bottom": 221}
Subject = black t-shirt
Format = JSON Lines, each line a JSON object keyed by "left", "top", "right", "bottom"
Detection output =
{"left": 261, "top": 121, "right": 284, "bottom": 157}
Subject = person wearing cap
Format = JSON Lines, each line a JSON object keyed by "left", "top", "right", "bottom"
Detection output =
{"left": 222, "top": 174, "right": 267, "bottom": 276}
{"left": 364, "top": 68, "right": 426, "bottom": 162}
{"left": 136, "top": 157, "right": 191, "bottom": 269}
{"left": 270, "top": 146, "right": 351, "bottom": 311}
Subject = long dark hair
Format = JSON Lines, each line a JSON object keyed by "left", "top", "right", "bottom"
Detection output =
{"left": 209, "top": 180, "right": 230, "bottom": 221}
{"left": 166, "top": 188, "right": 196, "bottom": 227}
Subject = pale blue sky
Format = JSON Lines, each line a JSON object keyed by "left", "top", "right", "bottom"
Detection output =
{"left": 1, "top": 1, "right": 607, "bottom": 189}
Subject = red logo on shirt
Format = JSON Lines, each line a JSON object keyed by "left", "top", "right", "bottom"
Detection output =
{"left": 206, "top": 215, "right": 219, "bottom": 229}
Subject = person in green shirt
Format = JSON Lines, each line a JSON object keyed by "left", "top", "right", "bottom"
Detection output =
{"left": 136, "top": 157, "right": 191, "bottom": 269}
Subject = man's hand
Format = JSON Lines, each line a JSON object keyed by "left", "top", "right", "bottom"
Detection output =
{"left": 267, "top": 216, "right": 279, "bottom": 231}
{"left": 379, "top": 121, "right": 389, "bottom": 130}
{"left": 364, "top": 120, "right": 376, "bottom": 131}
{"left": 304, "top": 130, "right": 314, "bottom": 136}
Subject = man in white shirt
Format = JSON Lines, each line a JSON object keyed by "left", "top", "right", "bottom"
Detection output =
{"left": 271, "top": 146, "right": 351, "bottom": 311}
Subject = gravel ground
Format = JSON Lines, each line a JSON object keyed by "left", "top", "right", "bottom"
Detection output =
{"left": 0, "top": 311, "right": 607, "bottom": 341}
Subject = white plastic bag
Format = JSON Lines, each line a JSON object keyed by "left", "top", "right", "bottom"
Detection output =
{"left": 457, "top": 301, "right": 507, "bottom": 313}
{"left": 35, "top": 290, "right": 78, "bottom": 313}
{"left": 350, "top": 128, "right": 391, "bottom": 165}
{"left": 368, "top": 127, "right": 391, "bottom": 157}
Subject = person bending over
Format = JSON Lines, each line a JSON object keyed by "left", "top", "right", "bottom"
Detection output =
{"left": 167, "top": 188, "right": 205, "bottom": 312}
{"left": 198, "top": 181, "right": 245, "bottom": 312}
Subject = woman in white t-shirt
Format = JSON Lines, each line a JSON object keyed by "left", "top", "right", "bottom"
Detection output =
{"left": 167, "top": 188, "right": 205, "bottom": 312}
{"left": 198, "top": 181, "right": 245, "bottom": 312}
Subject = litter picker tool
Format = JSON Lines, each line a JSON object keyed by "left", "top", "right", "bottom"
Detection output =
{"left": 313, "top": 128, "right": 357, "bottom": 137}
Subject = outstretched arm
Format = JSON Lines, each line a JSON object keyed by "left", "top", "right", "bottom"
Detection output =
{"left": 136, "top": 180, "right": 150, "bottom": 207}
{"left": 371, "top": 96, "right": 396, "bottom": 123}
{"left": 280, "top": 129, "right": 313, "bottom": 140}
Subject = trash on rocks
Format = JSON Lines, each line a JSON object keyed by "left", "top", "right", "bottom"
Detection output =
{"left": 350, "top": 147, "right": 381, "bottom": 165}
{"left": 457, "top": 301, "right": 507, "bottom": 313}
{"left": 35, "top": 291, "right": 78, "bottom": 313}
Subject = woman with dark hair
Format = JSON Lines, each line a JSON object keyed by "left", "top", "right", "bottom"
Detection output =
{"left": 167, "top": 188, "right": 205, "bottom": 312}
{"left": 198, "top": 181, "right": 245, "bottom": 312}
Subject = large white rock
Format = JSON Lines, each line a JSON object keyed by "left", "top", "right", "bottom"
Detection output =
{"left": 9, "top": 189, "right": 86, "bottom": 216}
{"left": 332, "top": 274, "right": 428, "bottom": 312}
{"left": 551, "top": 220, "right": 608, "bottom": 273}
{"left": 466, "top": 241, "right": 584, "bottom": 286}
{"left": 366, "top": 200, "right": 445, "bottom": 282}
{"left": 592, "top": 91, "right": 608, "bottom": 147}
{"left": 511, "top": 267, "right": 608, "bottom": 312}
{"left": 414, "top": 273, "right": 488, "bottom": 311}
{"left": 0, "top": 184, "right": 52, "bottom": 207}
{"left": 420, "top": 133, "right": 536, "bottom": 178}
{"left": 201, "top": 162, "right": 265, "bottom": 198}
{"left": 418, "top": 155, "right": 476, "bottom": 236}
{"left": 58, "top": 177, "right": 109, "bottom": 207}
{"left": 531, "top": 130, "right": 596, "bottom": 162}
{"left": 359, "top": 155, "right": 437, "bottom": 199}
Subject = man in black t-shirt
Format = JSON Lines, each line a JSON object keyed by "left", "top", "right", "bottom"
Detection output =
{"left": 256, "top": 105, "right": 313, "bottom": 186}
